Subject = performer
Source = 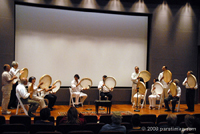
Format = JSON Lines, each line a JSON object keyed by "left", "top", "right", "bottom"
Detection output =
{"left": 1, "top": 64, "right": 17, "bottom": 114}
{"left": 148, "top": 78, "right": 161, "bottom": 109}
{"left": 158, "top": 66, "right": 171, "bottom": 106}
{"left": 16, "top": 78, "right": 39, "bottom": 117}
{"left": 133, "top": 77, "right": 145, "bottom": 108}
{"left": 71, "top": 74, "right": 88, "bottom": 108}
{"left": 8, "top": 61, "right": 23, "bottom": 109}
{"left": 40, "top": 85, "right": 57, "bottom": 111}
{"left": 131, "top": 66, "right": 140, "bottom": 106}
{"left": 98, "top": 75, "right": 113, "bottom": 100}
{"left": 182, "top": 71, "right": 198, "bottom": 112}
{"left": 164, "top": 79, "right": 181, "bottom": 112}
{"left": 28, "top": 76, "right": 47, "bottom": 109}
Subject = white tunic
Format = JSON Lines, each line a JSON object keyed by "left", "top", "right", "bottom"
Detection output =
{"left": 98, "top": 81, "right": 110, "bottom": 93}
{"left": 158, "top": 72, "right": 170, "bottom": 88}
{"left": 71, "top": 79, "right": 83, "bottom": 92}
{"left": 131, "top": 72, "right": 140, "bottom": 84}
{"left": 16, "top": 83, "right": 30, "bottom": 99}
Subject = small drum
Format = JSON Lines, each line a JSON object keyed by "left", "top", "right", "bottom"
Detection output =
{"left": 52, "top": 80, "right": 61, "bottom": 93}
{"left": 80, "top": 78, "right": 93, "bottom": 89}
{"left": 105, "top": 76, "right": 116, "bottom": 90}
{"left": 139, "top": 70, "right": 151, "bottom": 82}
{"left": 154, "top": 82, "right": 163, "bottom": 95}
{"left": 39, "top": 74, "right": 52, "bottom": 89}
{"left": 187, "top": 74, "right": 197, "bottom": 88}
{"left": 19, "top": 68, "right": 28, "bottom": 80}
{"left": 137, "top": 81, "right": 146, "bottom": 94}
{"left": 13, "top": 69, "right": 20, "bottom": 84}
{"left": 169, "top": 82, "right": 177, "bottom": 96}
{"left": 163, "top": 70, "right": 172, "bottom": 83}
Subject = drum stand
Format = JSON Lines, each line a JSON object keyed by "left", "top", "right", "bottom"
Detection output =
{"left": 134, "top": 87, "right": 140, "bottom": 112}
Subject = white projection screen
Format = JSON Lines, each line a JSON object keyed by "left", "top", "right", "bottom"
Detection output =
{"left": 15, "top": 4, "right": 149, "bottom": 87}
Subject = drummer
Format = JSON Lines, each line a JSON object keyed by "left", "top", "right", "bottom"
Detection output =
{"left": 164, "top": 79, "right": 181, "bottom": 112}
{"left": 71, "top": 74, "right": 88, "bottom": 108}
{"left": 98, "top": 75, "right": 113, "bottom": 100}
{"left": 158, "top": 66, "right": 171, "bottom": 107}
{"left": 8, "top": 61, "right": 23, "bottom": 109}
{"left": 131, "top": 66, "right": 140, "bottom": 107}
{"left": 182, "top": 71, "right": 198, "bottom": 112}
{"left": 148, "top": 78, "right": 160, "bottom": 109}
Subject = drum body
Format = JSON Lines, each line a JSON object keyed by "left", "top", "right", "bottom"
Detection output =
{"left": 39, "top": 74, "right": 52, "bottom": 89}
{"left": 163, "top": 70, "right": 172, "bottom": 83}
{"left": 187, "top": 74, "right": 197, "bottom": 88}
{"left": 169, "top": 82, "right": 177, "bottom": 96}
{"left": 80, "top": 78, "right": 93, "bottom": 89}
{"left": 104, "top": 77, "right": 116, "bottom": 90}
{"left": 154, "top": 82, "right": 163, "bottom": 95}
{"left": 139, "top": 71, "right": 151, "bottom": 82}
{"left": 19, "top": 68, "right": 28, "bottom": 80}
{"left": 52, "top": 80, "right": 61, "bottom": 93}
{"left": 137, "top": 81, "right": 146, "bottom": 94}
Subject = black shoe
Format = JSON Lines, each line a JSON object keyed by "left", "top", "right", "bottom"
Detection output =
{"left": 165, "top": 109, "right": 171, "bottom": 112}
{"left": 8, "top": 107, "right": 16, "bottom": 109}
{"left": 49, "top": 107, "right": 53, "bottom": 111}
{"left": 185, "top": 109, "right": 190, "bottom": 111}
{"left": 189, "top": 110, "right": 194, "bottom": 112}
{"left": 28, "top": 113, "right": 36, "bottom": 117}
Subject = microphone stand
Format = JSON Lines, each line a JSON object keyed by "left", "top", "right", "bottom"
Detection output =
{"left": 134, "top": 82, "right": 140, "bottom": 112}
{"left": 86, "top": 85, "right": 92, "bottom": 111}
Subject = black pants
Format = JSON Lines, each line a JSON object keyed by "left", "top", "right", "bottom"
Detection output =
{"left": 8, "top": 82, "right": 18, "bottom": 108}
{"left": 164, "top": 95, "right": 179, "bottom": 111}
{"left": 44, "top": 94, "right": 57, "bottom": 108}
{"left": 186, "top": 89, "right": 195, "bottom": 111}
{"left": 100, "top": 92, "right": 112, "bottom": 100}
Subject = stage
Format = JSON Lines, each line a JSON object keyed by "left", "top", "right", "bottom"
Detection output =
{"left": 1, "top": 104, "right": 200, "bottom": 122}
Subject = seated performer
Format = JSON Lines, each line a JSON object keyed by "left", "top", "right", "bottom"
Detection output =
{"left": 71, "top": 74, "right": 88, "bottom": 108}
{"left": 40, "top": 85, "right": 57, "bottom": 111}
{"left": 98, "top": 75, "right": 113, "bottom": 100}
{"left": 133, "top": 77, "right": 145, "bottom": 108}
{"left": 16, "top": 78, "right": 39, "bottom": 117}
{"left": 164, "top": 79, "right": 181, "bottom": 112}
{"left": 148, "top": 78, "right": 161, "bottom": 109}
{"left": 28, "top": 76, "right": 47, "bottom": 109}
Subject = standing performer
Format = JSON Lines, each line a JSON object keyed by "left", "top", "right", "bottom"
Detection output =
{"left": 158, "top": 66, "right": 170, "bottom": 106}
{"left": 131, "top": 66, "right": 140, "bottom": 106}
{"left": 148, "top": 78, "right": 161, "bottom": 109}
{"left": 182, "top": 71, "right": 198, "bottom": 112}
{"left": 8, "top": 61, "right": 22, "bottom": 109}
{"left": 71, "top": 74, "right": 88, "bottom": 108}
{"left": 16, "top": 78, "right": 39, "bottom": 117}
{"left": 1, "top": 64, "right": 17, "bottom": 114}
{"left": 28, "top": 76, "right": 47, "bottom": 109}
{"left": 98, "top": 75, "right": 113, "bottom": 100}
{"left": 164, "top": 79, "right": 181, "bottom": 112}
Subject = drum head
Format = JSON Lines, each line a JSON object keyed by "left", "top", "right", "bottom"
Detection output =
{"left": 154, "top": 82, "right": 163, "bottom": 94}
{"left": 39, "top": 74, "right": 52, "bottom": 89}
{"left": 139, "top": 70, "right": 151, "bottom": 82}
{"left": 52, "top": 80, "right": 61, "bottom": 93}
{"left": 138, "top": 81, "right": 146, "bottom": 94}
{"left": 80, "top": 78, "right": 93, "bottom": 89}
{"left": 187, "top": 74, "right": 197, "bottom": 88}
{"left": 13, "top": 70, "right": 20, "bottom": 84}
{"left": 19, "top": 68, "right": 28, "bottom": 79}
{"left": 105, "top": 77, "right": 116, "bottom": 89}
{"left": 163, "top": 70, "right": 172, "bottom": 83}
{"left": 169, "top": 82, "right": 177, "bottom": 96}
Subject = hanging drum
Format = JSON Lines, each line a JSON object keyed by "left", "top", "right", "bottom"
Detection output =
{"left": 80, "top": 78, "right": 93, "bottom": 89}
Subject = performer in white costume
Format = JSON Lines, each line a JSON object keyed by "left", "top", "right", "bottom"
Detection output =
{"left": 133, "top": 77, "right": 145, "bottom": 107}
{"left": 71, "top": 74, "right": 88, "bottom": 108}
{"left": 131, "top": 66, "right": 140, "bottom": 106}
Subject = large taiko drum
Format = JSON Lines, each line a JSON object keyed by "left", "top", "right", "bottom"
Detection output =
{"left": 169, "top": 82, "right": 177, "bottom": 96}
{"left": 105, "top": 76, "right": 116, "bottom": 90}
{"left": 19, "top": 68, "right": 28, "bottom": 80}
{"left": 80, "top": 78, "right": 93, "bottom": 89}
{"left": 52, "top": 80, "right": 61, "bottom": 93}
{"left": 163, "top": 70, "right": 172, "bottom": 83}
{"left": 39, "top": 74, "right": 52, "bottom": 89}
{"left": 154, "top": 82, "right": 163, "bottom": 95}
{"left": 137, "top": 81, "right": 146, "bottom": 94}
{"left": 139, "top": 70, "right": 151, "bottom": 82}
{"left": 187, "top": 74, "right": 197, "bottom": 88}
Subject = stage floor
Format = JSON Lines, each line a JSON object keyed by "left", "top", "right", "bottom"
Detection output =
{"left": 1, "top": 104, "right": 200, "bottom": 121}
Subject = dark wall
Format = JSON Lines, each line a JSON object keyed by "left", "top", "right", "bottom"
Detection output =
{"left": 0, "top": 0, "right": 199, "bottom": 104}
